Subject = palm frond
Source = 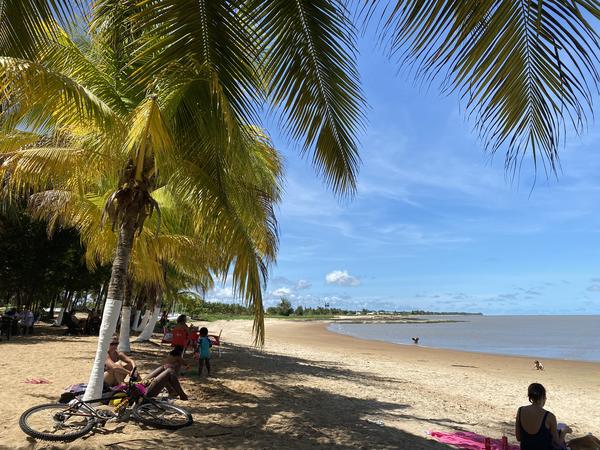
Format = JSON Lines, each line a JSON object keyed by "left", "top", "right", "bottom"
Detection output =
{"left": 0, "top": 0, "right": 82, "bottom": 57}
{"left": 125, "top": 96, "right": 174, "bottom": 181}
{"left": 0, "top": 56, "right": 122, "bottom": 133}
{"left": 375, "top": 0, "right": 600, "bottom": 173}
{"left": 38, "top": 26, "right": 130, "bottom": 116}
{"left": 0, "top": 131, "right": 41, "bottom": 153}
{"left": 2, "top": 147, "right": 85, "bottom": 193}
{"left": 253, "top": 0, "right": 366, "bottom": 196}
{"left": 130, "top": 0, "right": 263, "bottom": 127}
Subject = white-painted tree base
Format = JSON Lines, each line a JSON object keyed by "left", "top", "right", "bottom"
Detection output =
{"left": 118, "top": 306, "right": 132, "bottom": 353}
{"left": 132, "top": 310, "right": 141, "bottom": 333}
{"left": 83, "top": 297, "right": 122, "bottom": 401}
{"left": 55, "top": 308, "right": 65, "bottom": 326}
{"left": 135, "top": 306, "right": 161, "bottom": 342}
{"left": 136, "top": 309, "right": 150, "bottom": 332}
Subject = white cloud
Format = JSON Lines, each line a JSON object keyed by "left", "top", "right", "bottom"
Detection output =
{"left": 325, "top": 270, "right": 360, "bottom": 287}
{"left": 206, "top": 286, "right": 235, "bottom": 302}
{"left": 271, "top": 287, "right": 293, "bottom": 298}
{"left": 296, "top": 279, "right": 311, "bottom": 290}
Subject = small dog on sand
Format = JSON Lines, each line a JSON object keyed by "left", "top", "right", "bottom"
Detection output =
{"left": 534, "top": 360, "right": 544, "bottom": 371}
{"left": 412, "top": 337, "right": 419, "bottom": 344}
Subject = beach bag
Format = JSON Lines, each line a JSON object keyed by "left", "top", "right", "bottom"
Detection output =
{"left": 59, "top": 383, "right": 88, "bottom": 403}
{"left": 58, "top": 382, "right": 113, "bottom": 403}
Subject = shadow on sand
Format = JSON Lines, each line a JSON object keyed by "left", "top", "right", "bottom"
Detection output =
{"left": 103, "top": 342, "right": 459, "bottom": 449}
{"left": 10, "top": 330, "right": 464, "bottom": 449}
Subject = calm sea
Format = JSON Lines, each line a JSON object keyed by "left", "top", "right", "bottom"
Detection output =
{"left": 328, "top": 315, "right": 600, "bottom": 362}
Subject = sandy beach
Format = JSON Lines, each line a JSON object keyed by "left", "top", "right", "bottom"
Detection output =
{"left": 0, "top": 319, "right": 598, "bottom": 449}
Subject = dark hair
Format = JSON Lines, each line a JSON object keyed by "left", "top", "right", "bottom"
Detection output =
{"left": 170, "top": 345, "right": 184, "bottom": 357}
{"left": 176, "top": 314, "right": 187, "bottom": 324}
{"left": 528, "top": 383, "right": 546, "bottom": 402}
{"left": 199, "top": 327, "right": 208, "bottom": 337}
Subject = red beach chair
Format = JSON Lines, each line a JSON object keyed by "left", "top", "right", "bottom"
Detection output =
{"left": 208, "top": 329, "right": 222, "bottom": 357}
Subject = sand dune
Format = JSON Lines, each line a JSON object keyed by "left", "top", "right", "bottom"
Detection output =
{"left": 0, "top": 319, "right": 597, "bottom": 449}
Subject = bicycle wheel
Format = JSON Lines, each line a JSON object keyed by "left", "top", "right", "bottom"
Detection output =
{"left": 19, "top": 403, "right": 95, "bottom": 442}
{"left": 132, "top": 401, "right": 192, "bottom": 430}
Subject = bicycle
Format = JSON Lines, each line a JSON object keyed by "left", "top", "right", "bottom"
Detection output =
{"left": 19, "top": 368, "right": 193, "bottom": 442}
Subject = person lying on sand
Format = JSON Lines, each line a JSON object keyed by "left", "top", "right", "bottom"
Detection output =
{"left": 104, "top": 336, "right": 136, "bottom": 387}
{"left": 515, "top": 383, "right": 571, "bottom": 450}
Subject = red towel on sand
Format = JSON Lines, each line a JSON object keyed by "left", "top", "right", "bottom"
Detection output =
{"left": 428, "top": 431, "right": 519, "bottom": 450}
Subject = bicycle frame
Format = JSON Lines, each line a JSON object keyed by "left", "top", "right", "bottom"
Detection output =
{"left": 56, "top": 368, "right": 146, "bottom": 421}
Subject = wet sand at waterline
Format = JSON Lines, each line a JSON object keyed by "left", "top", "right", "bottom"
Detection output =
{"left": 0, "top": 319, "right": 598, "bottom": 449}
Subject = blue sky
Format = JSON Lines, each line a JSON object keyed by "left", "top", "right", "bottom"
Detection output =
{"left": 208, "top": 28, "right": 600, "bottom": 315}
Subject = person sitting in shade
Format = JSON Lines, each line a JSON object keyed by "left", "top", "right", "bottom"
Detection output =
{"left": 104, "top": 336, "right": 136, "bottom": 387}
{"left": 515, "top": 383, "right": 571, "bottom": 450}
{"left": 144, "top": 347, "right": 189, "bottom": 400}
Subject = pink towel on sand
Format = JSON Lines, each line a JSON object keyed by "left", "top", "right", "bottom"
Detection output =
{"left": 428, "top": 431, "right": 519, "bottom": 450}
{"left": 24, "top": 377, "right": 50, "bottom": 384}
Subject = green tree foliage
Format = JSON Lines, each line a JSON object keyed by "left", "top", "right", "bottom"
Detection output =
{"left": 0, "top": 204, "right": 110, "bottom": 310}
{"left": 266, "top": 298, "right": 294, "bottom": 316}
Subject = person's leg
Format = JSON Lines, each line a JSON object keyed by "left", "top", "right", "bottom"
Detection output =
{"left": 120, "top": 360, "right": 134, "bottom": 372}
{"left": 111, "top": 366, "right": 130, "bottom": 384}
{"left": 198, "top": 358, "right": 203, "bottom": 375}
{"left": 146, "top": 368, "right": 187, "bottom": 400}
{"left": 205, "top": 358, "right": 211, "bottom": 375}
{"left": 146, "top": 365, "right": 166, "bottom": 380}
{"left": 104, "top": 370, "right": 117, "bottom": 386}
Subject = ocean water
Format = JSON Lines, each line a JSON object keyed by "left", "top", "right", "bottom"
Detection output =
{"left": 328, "top": 315, "right": 600, "bottom": 362}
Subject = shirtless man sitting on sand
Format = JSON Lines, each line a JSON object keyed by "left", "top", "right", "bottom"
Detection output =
{"left": 104, "top": 336, "right": 136, "bottom": 387}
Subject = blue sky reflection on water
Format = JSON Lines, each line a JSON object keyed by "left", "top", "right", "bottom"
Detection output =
{"left": 207, "top": 25, "right": 600, "bottom": 315}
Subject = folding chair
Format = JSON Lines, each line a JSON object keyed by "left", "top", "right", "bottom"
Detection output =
{"left": 208, "top": 329, "right": 222, "bottom": 357}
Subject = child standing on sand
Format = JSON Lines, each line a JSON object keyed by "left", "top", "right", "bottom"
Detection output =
{"left": 197, "top": 327, "right": 212, "bottom": 376}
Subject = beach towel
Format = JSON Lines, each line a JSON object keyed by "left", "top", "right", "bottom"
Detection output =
{"left": 24, "top": 377, "right": 50, "bottom": 384}
{"left": 428, "top": 431, "right": 519, "bottom": 450}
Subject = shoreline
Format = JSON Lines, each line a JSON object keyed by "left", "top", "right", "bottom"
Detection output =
{"left": 325, "top": 321, "right": 600, "bottom": 364}
{"left": 286, "top": 320, "right": 600, "bottom": 370}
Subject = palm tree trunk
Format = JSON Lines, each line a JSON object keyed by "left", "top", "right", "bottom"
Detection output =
{"left": 132, "top": 309, "right": 141, "bottom": 331}
{"left": 83, "top": 217, "right": 136, "bottom": 401}
{"left": 135, "top": 304, "right": 161, "bottom": 342}
{"left": 136, "top": 307, "right": 152, "bottom": 331}
{"left": 117, "top": 277, "right": 133, "bottom": 353}
{"left": 55, "top": 291, "right": 73, "bottom": 326}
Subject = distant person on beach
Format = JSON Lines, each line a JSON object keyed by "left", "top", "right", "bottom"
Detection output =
{"left": 534, "top": 360, "right": 544, "bottom": 371}
{"left": 412, "top": 337, "right": 419, "bottom": 344}
{"left": 515, "top": 383, "right": 571, "bottom": 450}
{"left": 158, "top": 310, "right": 169, "bottom": 329}
{"left": 104, "top": 336, "right": 136, "bottom": 387}
{"left": 19, "top": 308, "right": 35, "bottom": 335}
{"left": 197, "top": 327, "right": 212, "bottom": 376}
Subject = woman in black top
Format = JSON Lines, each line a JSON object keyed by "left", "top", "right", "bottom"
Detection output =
{"left": 515, "top": 383, "right": 570, "bottom": 450}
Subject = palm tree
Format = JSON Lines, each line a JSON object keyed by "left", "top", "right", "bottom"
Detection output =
{"left": 24, "top": 144, "right": 280, "bottom": 350}
{"left": 0, "top": 19, "right": 281, "bottom": 399}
